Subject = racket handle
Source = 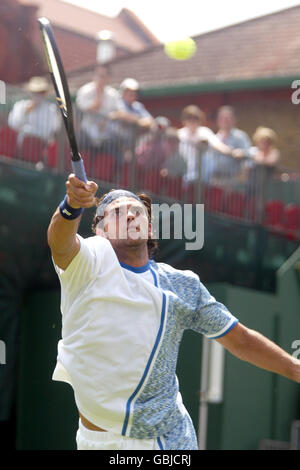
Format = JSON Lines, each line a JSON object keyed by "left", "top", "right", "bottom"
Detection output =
{"left": 72, "top": 157, "right": 87, "bottom": 183}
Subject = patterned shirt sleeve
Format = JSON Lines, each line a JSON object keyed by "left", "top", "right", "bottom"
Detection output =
{"left": 157, "top": 263, "right": 238, "bottom": 340}
{"left": 190, "top": 281, "right": 238, "bottom": 339}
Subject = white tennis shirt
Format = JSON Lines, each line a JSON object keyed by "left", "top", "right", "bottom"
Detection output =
{"left": 53, "top": 234, "right": 238, "bottom": 440}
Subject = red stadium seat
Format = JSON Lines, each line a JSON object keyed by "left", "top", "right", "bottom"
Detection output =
{"left": 45, "top": 141, "right": 58, "bottom": 168}
{"left": 118, "top": 162, "right": 130, "bottom": 188}
{"left": 162, "top": 176, "right": 183, "bottom": 200}
{"left": 20, "top": 135, "right": 46, "bottom": 164}
{"left": 0, "top": 127, "right": 18, "bottom": 158}
{"left": 204, "top": 186, "right": 224, "bottom": 212}
{"left": 182, "top": 183, "right": 196, "bottom": 204}
{"left": 139, "top": 168, "right": 161, "bottom": 194}
{"left": 63, "top": 144, "right": 73, "bottom": 173}
{"left": 283, "top": 203, "right": 300, "bottom": 232}
{"left": 244, "top": 197, "right": 257, "bottom": 222}
{"left": 223, "top": 191, "right": 246, "bottom": 219}
{"left": 93, "top": 153, "right": 116, "bottom": 182}
{"left": 263, "top": 200, "right": 284, "bottom": 227}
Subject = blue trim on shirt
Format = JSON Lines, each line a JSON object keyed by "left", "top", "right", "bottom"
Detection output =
{"left": 120, "top": 261, "right": 150, "bottom": 273}
{"left": 149, "top": 265, "right": 158, "bottom": 287}
{"left": 122, "top": 293, "right": 167, "bottom": 436}
{"left": 210, "top": 319, "right": 239, "bottom": 339}
{"left": 157, "top": 437, "right": 164, "bottom": 450}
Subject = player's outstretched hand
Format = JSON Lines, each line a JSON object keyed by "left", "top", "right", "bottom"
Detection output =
{"left": 66, "top": 174, "right": 98, "bottom": 209}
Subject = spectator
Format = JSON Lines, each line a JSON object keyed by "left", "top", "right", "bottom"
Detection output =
{"left": 177, "top": 105, "right": 233, "bottom": 185}
{"left": 241, "top": 127, "right": 280, "bottom": 192}
{"left": 155, "top": 116, "right": 171, "bottom": 129}
{"left": 136, "top": 116, "right": 171, "bottom": 170}
{"left": 215, "top": 106, "right": 252, "bottom": 156}
{"left": 76, "top": 65, "right": 119, "bottom": 156}
{"left": 160, "top": 127, "right": 187, "bottom": 178}
{"left": 109, "top": 78, "right": 154, "bottom": 162}
{"left": 76, "top": 64, "right": 124, "bottom": 179}
{"left": 208, "top": 105, "right": 252, "bottom": 181}
{"left": 8, "top": 76, "right": 60, "bottom": 143}
{"left": 113, "top": 78, "right": 154, "bottom": 130}
{"left": 250, "top": 126, "right": 280, "bottom": 167}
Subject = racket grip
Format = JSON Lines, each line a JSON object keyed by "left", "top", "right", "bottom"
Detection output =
{"left": 72, "top": 158, "right": 87, "bottom": 183}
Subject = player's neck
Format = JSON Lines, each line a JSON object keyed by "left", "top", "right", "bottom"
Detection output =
{"left": 114, "top": 244, "right": 149, "bottom": 268}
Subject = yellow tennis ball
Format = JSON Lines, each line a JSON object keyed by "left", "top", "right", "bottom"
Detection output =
{"left": 164, "top": 37, "right": 196, "bottom": 61}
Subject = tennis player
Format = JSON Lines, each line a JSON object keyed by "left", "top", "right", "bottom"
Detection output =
{"left": 47, "top": 174, "right": 300, "bottom": 450}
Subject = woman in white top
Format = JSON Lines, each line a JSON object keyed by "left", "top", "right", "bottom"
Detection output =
{"left": 177, "top": 105, "right": 244, "bottom": 184}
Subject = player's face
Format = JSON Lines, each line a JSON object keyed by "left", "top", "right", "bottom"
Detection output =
{"left": 100, "top": 197, "right": 150, "bottom": 245}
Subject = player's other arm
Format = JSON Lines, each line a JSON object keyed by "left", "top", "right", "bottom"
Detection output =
{"left": 47, "top": 174, "right": 98, "bottom": 270}
{"left": 217, "top": 322, "right": 300, "bottom": 383}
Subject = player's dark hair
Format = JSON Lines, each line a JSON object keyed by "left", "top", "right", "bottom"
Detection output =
{"left": 91, "top": 190, "right": 158, "bottom": 258}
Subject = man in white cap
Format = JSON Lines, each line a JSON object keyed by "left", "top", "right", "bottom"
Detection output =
{"left": 113, "top": 78, "right": 153, "bottom": 128}
{"left": 8, "top": 76, "right": 61, "bottom": 143}
{"left": 106, "top": 78, "right": 154, "bottom": 167}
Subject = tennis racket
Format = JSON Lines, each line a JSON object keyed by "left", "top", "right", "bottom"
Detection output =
{"left": 38, "top": 17, "right": 87, "bottom": 183}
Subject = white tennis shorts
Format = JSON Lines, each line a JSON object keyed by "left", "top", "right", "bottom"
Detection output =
{"left": 76, "top": 420, "right": 162, "bottom": 450}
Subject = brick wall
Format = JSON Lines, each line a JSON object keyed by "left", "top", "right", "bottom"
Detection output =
{"left": 0, "top": 1, "right": 44, "bottom": 83}
{"left": 224, "top": 88, "right": 300, "bottom": 170}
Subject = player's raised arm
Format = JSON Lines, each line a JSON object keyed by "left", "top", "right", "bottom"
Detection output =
{"left": 47, "top": 174, "right": 98, "bottom": 270}
{"left": 217, "top": 322, "right": 300, "bottom": 383}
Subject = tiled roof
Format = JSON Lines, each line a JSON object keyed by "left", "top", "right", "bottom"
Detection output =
{"left": 19, "top": 0, "right": 160, "bottom": 52}
{"left": 69, "top": 5, "right": 300, "bottom": 92}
